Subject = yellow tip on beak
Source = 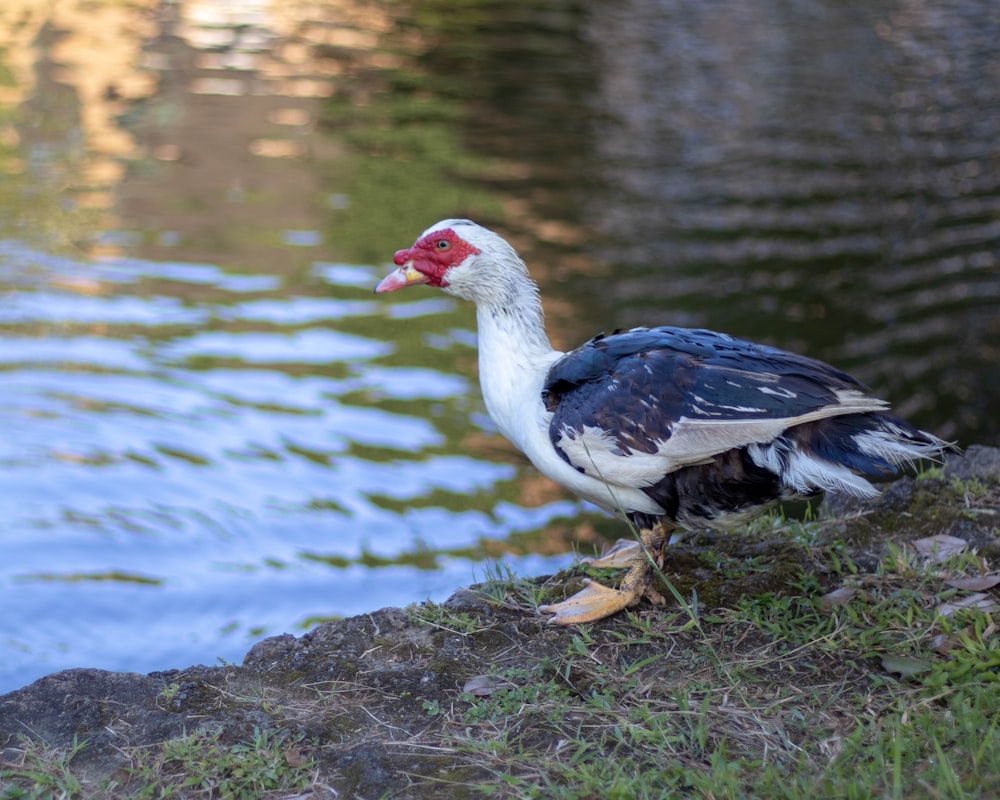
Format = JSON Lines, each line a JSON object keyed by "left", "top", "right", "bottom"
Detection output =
{"left": 374, "top": 263, "right": 430, "bottom": 293}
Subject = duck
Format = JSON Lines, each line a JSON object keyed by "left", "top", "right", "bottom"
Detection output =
{"left": 375, "top": 219, "right": 953, "bottom": 624}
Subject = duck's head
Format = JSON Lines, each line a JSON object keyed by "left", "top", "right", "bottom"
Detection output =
{"left": 375, "top": 219, "right": 529, "bottom": 305}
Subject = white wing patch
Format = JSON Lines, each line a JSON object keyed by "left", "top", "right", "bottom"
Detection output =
{"left": 556, "top": 425, "right": 682, "bottom": 487}
{"left": 688, "top": 392, "right": 769, "bottom": 417}
{"left": 758, "top": 385, "right": 799, "bottom": 398}
{"left": 556, "top": 389, "right": 892, "bottom": 483}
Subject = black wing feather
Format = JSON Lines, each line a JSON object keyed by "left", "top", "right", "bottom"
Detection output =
{"left": 543, "top": 326, "right": 869, "bottom": 462}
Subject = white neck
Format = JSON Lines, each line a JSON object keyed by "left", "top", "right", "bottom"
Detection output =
{"left": 465, "top": 258, "right": 664, "bottom": 517}
{"left": 473, "top": 274, "right": 560, "bottom": 451}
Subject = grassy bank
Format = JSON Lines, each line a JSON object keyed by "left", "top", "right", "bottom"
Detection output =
{"left": 2, "top": 460, "right": 999, "bottom": 799}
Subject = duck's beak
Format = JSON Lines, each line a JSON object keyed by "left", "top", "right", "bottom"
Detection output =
{"left": 374, "top": 262, "right": 429, "bottom": 293}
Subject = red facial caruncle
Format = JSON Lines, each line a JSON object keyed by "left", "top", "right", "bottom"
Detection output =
{"left": 376, "top": 228, "right": 480, "bottom": 293}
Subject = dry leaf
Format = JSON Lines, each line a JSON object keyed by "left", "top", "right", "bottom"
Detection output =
{"left": 936, "top": 592, "right": 999, "bottom": 618}
{"left": 819, "top": 587, "right": 857, "bottom": 611}
{"left": 463, "top": 675, "right": 500, "bottom": 697}
{"left": 912, "top": 534, "right": 967, "bottom": 563}
{"left": 944, "top": 575, "right": 1000, "bottom": 591}
{"left": 284, "top": 745, "right": 308, "bottom": 767}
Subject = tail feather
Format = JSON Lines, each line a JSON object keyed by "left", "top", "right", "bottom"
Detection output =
{"left": 748, "top": 413, "right": 956, "bottom": 499}
{"left": 850, "top": 417, "right": 955, "bottom": 468}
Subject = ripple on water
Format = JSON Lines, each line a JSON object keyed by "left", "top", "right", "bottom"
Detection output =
{"left": 0, "top": 243, "right": 575, "bottom": 693}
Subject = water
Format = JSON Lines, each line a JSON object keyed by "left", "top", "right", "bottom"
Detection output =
{"left": 1, "top": 0, "right": 998, "bottom": 693}
{"left": 0, "top": 240, "right": 581, "bottom": 690}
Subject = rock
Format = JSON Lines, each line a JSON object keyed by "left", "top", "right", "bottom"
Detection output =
{"left": 944, "top": 444, "right": 1000, "bottom": 481}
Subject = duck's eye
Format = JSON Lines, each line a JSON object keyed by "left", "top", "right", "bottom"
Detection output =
{"left": 435, "top": 239, "right": 451, "bottom": 251}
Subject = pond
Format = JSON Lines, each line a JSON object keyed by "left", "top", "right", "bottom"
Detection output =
{"left": 1, "top": 0, "right": 998, "bottom": 693}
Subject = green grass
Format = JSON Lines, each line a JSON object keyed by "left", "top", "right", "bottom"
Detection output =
{"left": 1, "top": 727, "right": 316, "bottom": 800}
{"left": 0, "top": 737, "right": 87, "bottom": 800}
{"left": 417, "top": 522, "right": 1000, "bottom": 799}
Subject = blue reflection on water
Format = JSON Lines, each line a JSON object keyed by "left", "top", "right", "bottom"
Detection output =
{"left": 222, "top": 297, "right": 379, "bottom": 324}
{"left": 2, "top": 291, "right": 207, "bottom": 325}
{"left": 159, "top": 328, "right": 394, "bottom": 363}
{"left": 0, "top": 243, "right": 578, "bottom": 693}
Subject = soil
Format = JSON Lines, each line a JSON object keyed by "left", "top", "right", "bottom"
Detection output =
{"left": 1, "top": 446, "right": 998, "bottom": 799}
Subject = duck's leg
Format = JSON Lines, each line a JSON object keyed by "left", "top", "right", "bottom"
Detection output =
{"left": 539, "top": 522, "right": 669, "bottom": 625}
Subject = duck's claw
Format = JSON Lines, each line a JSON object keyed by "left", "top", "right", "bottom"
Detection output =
{"left": 540, "top": 523, "right": 670, "bottom": 625}
{"left": 538, "top": 578, "right": 644, "bottom": 625}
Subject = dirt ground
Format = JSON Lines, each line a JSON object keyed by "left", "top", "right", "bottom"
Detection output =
{"left": 2, "top": 446, "right": 998, "bottom": 799}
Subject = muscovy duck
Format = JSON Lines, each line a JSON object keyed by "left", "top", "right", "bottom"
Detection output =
{"left": 375, "top": 219, "right": 953, "bottom": 625}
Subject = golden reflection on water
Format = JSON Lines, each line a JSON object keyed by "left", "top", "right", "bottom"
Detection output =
{"left": 0, "top": 0, "right": 597, "bottom": 356}
{"left": 0, "top": 1, "right": 428, "bottom": 257}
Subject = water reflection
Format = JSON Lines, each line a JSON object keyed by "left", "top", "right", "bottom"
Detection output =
{"left": 0, "top": 239, "right": 581, "bottom": 690}
{"left": 1, "top": 0, "right": 998, "bottom": 692}
{"left": 576, "top": 0, "right": 1000, "bottom": 441}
